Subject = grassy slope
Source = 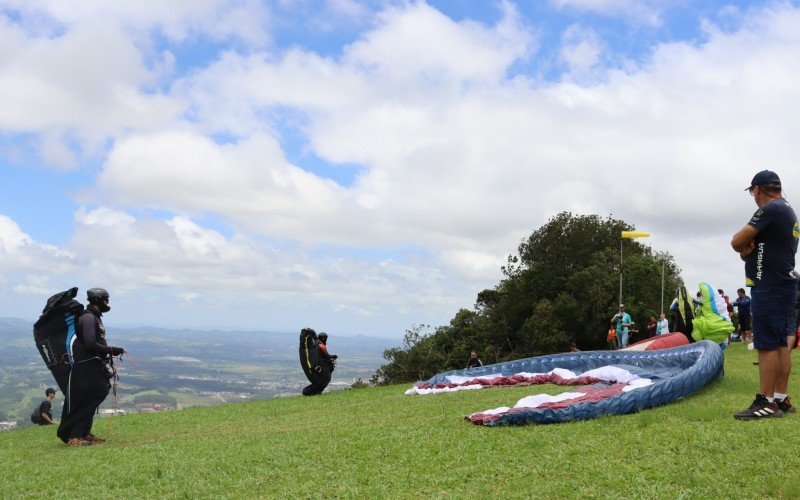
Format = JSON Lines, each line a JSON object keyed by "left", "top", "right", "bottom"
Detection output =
{"left": 2, "top": 342, "right": 799, "bottom": 498}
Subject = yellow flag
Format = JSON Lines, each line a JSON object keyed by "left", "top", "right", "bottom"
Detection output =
{"left": 621, "top": 231, "right": 650, "bottom": 239}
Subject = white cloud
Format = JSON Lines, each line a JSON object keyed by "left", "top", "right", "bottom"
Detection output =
{"left": 92, "top": 2, "right": 800, "bottom": 300}
{"left": 0, "top": 0, "right": 268, "bottom": 167}
{"left": 2, "top": 0, "right": 271, "bottom": 46}
{"left": 0, "top": 215, "right": 78, "bottom": 279}
{"left": 21, "top": 207, "right": 466, "bottom": 332}
{"left": 97, "top": 131, "right": 354, "bottom": 241}
{"left": 0, "top": 215, "right": 32, "bottom": 253}
{"left": 0, "top": 17, "right": 181, "bottom": 167}
{"left": 550, "top": 0, "right": 667, "bottom": 26}
{"left": 343, "top": 2, "right": 532, "bottom": 84}
{"left": 2, "top": 2, "right": 800, "bottom": 336}
{"left": 559, "top": 24, "right": 606, "bottom": 81}
{"left": 12, "top": 275, "right": 55, "bottom": 296}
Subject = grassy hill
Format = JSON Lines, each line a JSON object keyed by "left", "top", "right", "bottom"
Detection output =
{"left": 2, "top": 342, "right": 799, "bottom": 498}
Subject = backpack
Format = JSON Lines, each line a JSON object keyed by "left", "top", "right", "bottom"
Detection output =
{"left": 33, "top": 287, "right": 84, "bottom": 394}
{"left": 674, "top": 286, "right": 695, "bottom": 340}
{"left": 299, "top": 328, "right": 322, "bottom": 382}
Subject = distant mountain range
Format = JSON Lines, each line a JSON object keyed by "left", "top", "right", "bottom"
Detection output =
{"left": 0, "top": 317, "right": 398, "bottom": 426}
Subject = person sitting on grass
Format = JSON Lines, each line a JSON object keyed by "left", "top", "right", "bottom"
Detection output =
{"left": 31, "top": 388, "right": 56, "bottom": 425}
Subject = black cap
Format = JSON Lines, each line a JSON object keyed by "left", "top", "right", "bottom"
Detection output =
{"left": 45, "top": 388, "right": 56, "bottom": 395}
{"left": 746, "top": 170, "right": 781, "bottom": 191}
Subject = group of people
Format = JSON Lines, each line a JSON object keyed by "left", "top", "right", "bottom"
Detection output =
{"left": 39, "top": 291, "right": 349, "bottom": 444}
{"left": 606, "top": 305, "right": 669, "bottom": 350}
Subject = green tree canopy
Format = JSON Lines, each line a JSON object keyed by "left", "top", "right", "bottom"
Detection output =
{"left": 374, "top": 212, "right": 683, "bottom": 385}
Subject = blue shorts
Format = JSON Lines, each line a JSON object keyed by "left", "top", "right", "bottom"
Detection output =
{"left": 789, "top": 307, "right": 799, "bottom": 337}
{"left": 751, "top": 281, "right": 798, "bottom": 350}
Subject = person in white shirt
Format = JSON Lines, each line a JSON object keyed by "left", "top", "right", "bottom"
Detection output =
{"left": 656, "top": 313, "right": 669, "bottom": 335}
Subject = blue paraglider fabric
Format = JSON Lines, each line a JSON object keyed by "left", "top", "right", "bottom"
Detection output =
{"left": 407, "top": 341, "right": 724, "bottom": 426}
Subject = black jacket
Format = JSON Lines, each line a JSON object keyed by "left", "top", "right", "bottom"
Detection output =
{"left": 72, "top": 308, "right": 113, "bottom": 363}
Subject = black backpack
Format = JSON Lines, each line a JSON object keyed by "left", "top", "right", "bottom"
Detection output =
{"left": 33, "top": 287, "right": 84, "bottom": 393}
{"left": 299, "top": 328, "right": 322, "bottom": 382}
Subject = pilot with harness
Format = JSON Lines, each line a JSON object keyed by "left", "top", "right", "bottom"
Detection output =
{"left": 300, "top": 330, "right": 337, "bottom": 396}
{"left": 56, "top": 288, "right": 125, "bottom": 446}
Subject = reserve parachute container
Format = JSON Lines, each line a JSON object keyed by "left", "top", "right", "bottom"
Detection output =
{"left": 299, "top": 327, "right": 322, "bottom": 382}
{"left": 33, "top": 287, "right": 84, "bottom": 394}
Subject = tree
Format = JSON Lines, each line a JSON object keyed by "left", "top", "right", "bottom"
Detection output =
{"left": 373, "top": 212, "right": 683, "bottom": 384}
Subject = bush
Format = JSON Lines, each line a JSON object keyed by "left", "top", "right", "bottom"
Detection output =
{"left": 350, "top": 378, "right": 370, "bottom": 389}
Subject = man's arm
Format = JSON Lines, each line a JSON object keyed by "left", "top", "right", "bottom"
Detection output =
{"left": 731, "top": 225, "right": 758, "bottom": 258}
{"left": 40, "top": 413, "right": 53, "bottom": 424}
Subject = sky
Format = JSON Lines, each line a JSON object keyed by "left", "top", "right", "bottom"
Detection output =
{"left": 1, "top": 0, "right": 799, "bottom": 339}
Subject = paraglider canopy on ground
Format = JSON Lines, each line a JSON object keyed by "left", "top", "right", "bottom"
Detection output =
{"left": 407, "top": 338, "right": 724, "bottom": 426}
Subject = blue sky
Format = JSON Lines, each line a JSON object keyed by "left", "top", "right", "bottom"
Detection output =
{"left": 1, "top": 0, "right": 799, "bottom": 339}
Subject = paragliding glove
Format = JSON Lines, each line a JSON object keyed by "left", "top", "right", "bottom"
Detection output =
{"left": 331, "top": 354, "right": 338, "bottom": 360}
{"left": 110, "top": 346, "right": 125, "bottom": 356}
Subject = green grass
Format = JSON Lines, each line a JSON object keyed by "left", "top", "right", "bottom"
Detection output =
{"left": 2, "top": 342, "right": 799, "bottom": 498}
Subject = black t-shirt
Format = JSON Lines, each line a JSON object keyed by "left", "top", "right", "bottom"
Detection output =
{"left": 745, "top": 198, "right": 799, "bottom": 286}
{"left": 40, "top": 400, "right": 52, "bottom": 420}
{"left": 467, "top": 358, "right": 482, "bottom": 368}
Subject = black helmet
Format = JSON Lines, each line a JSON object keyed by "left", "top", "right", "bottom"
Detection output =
{"left": 318, "top": 332, "right": 328, "bottom": 343}
{"left": 87, "top": 288, "right": 110, "bottom": 312}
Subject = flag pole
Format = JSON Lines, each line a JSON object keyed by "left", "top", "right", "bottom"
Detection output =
{"left": 619, "top": 231, "right": 651, "bottom": 308}
{"left": 661, "top": 258, "right": 665, "bottom": 315}
{"left": 619, "top": 239, "right": 623, "bottom": 307}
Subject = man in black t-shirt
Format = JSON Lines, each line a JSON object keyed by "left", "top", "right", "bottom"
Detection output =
{"left": 734, "top": 288, "right": 752, "bottom": 342}
{"left": 466, "top": 351, "right": 483, "bottom": 369}
{"left": 32, "top": 388, "right": 56, "bottom": 425}
{"left": 731, "top": 170, "right": 799, "bottom": 420}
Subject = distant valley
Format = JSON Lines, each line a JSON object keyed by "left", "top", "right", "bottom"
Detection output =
{"left": 0, "top": 318, "right": 397, "bottom": 428}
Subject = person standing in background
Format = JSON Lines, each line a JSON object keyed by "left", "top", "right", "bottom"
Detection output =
{"left": 734, "top": 288, "right": 752, "bottom": 343}
{"left": 612, "top": 305, "right": 632, "bottom": 349}
{"left": 606, "top": 324, "right": 617, "bottom": 350}
{"left": 646, "top": 316, "right": 657, "bottom": 338}
{"left": 656, "top": 313, "right": 669, "bottom": 335}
